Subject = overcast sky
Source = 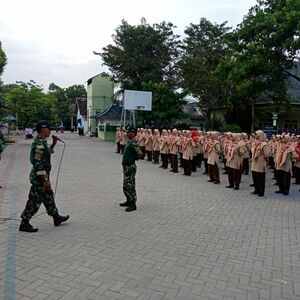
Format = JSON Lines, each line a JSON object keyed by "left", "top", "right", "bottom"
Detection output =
{"left": 0, "top": 0, "right": 257, "bottom": 90}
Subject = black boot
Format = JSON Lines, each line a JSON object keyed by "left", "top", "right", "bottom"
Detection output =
{"left": 53, "top": 212, "right": 70, "bottom": 227}
{"left": 19, "top": 219, "right": 38, "bottom": 232}
{"left": 119, "top": 201, "right": 130, "bottom": 207}
{"left": 125, "top": 203, "right": 137, "bottom": 212}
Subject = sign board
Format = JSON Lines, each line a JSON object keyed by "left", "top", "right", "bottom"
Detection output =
{"left": 262, "top": 126, "right": 277, "bottom": 138}
{"left": 124, "top": 90, "right": 152, "bottom": 111}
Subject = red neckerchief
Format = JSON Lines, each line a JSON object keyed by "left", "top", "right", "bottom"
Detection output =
{"left": 279, "top": 144, "right": 292, "bottom": 165}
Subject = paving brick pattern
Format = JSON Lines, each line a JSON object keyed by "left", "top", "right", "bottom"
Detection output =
{"left": 1, "top": 133, "right": 300, "bottom": 300}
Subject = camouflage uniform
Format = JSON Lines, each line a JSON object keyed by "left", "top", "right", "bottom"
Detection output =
{"left": 122, "top": 140, "right": 142, "bottom": 204}
{"left": 21, "top": 136, "right": 58, "bottom": 220}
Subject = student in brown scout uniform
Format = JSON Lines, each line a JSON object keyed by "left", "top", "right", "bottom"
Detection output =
{"left": 226, "top": 133, "right": 245, "bottom": 190}
{"left": 152, "top": 129, "right": 160, "bottom": 164}
{"left": 191, "top": 130, "right": 199, "bottom": 172}
{"left": 159, "top": 129, "right": 170, "bottom": 169}
{"left": 169, "top": 129, "right": 180, "bottom": 173}
{"left": 145, "top": 129, "right": 153, "bottom": 161}
{"left": 137, "top": 128, "right": 146, "bottom": 159}
{"left": 202, "top": 132, "right": 210, "bottom": 175}
{"left": 275, "top": 134, "right": 297, "bottom": 195}
{"left": 120, "top": 127, "right": 127, "bottom": 154}
{"left": 241, "top": 133, "right": 250, "bottom": 175}
{"left": 207, "top": 131, "right": 221, "bottom": 184}
{"left": 250, "top": 130, "right": 269, "bottom": 198}
{"left": 182, "top": 130, "right": 195, "bottom": 176}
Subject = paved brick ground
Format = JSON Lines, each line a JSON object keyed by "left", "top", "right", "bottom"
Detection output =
{"left": 1, "top": 132, "right": 300, "bottom": 300}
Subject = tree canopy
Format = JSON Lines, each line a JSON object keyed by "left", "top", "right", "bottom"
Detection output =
{"left": 179, "top": 18, "right": 232, "bottom": 122}
{"left": 48, "top": 83, "right": 86, "bottom": 128}
{"left": 0, "top": 41, "right": 7, "bottom": 78}
{"left": 225, "top": 0, "right": 300, "bottom": 104}
{"left": 97, "top": 18, "right": 181, "bottom": 90}
{"left": 136, "top": 82, "right": 187, "bottom": 128}
{"left": 4, "top": 81, "right": 59, "bottom": 129}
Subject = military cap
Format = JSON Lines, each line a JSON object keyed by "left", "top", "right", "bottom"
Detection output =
{"left": 126, "top": 126, "right": 137, "bottom": 134}
{"left": 35, "top": 120, "right": 53, "bottom": 132}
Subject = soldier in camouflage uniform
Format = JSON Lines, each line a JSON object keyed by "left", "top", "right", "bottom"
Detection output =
{"left": 19, "top": 120, "right": 70, "bottom": 233}
{"left": 119, "top": 127, "right": 142, "bottom": 212}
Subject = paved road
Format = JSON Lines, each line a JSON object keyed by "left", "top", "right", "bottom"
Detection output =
{"left": 1, "top": 133, "right": 300, "bottom": 300}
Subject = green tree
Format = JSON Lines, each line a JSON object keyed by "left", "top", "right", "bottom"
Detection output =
{"left": 178, "top": 18, "right": 232, "bottom": 126}
{"left": 0, "top": 41, "right": 7, "bottom": 77}
{"left": 96, "top": 18, "right": 181, "bottom": 90}
{"left": 136, "top": 81, "right": 187, "bottom": 128}
{"left": 48, "top": 83, "right": 86, "bottom": 129}
{"left": 4, "top": 81, "right": 59, "bottom": 129}
{"left": 222, "top": 0, "right": 300, "bottom": 130}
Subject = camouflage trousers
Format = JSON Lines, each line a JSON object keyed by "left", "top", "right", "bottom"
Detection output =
{"left": 21, "top": 184, "right": 58, "bottom": 220}
{"left": 123, "top": 164, "right": 137, "bottom": 204}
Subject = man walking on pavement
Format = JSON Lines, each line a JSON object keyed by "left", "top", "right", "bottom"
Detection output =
{"left": 19, "top": 120, "right": 69, "bottom": 232}
{"left": 119, "top": 127, "right": 142, "bottom": 212}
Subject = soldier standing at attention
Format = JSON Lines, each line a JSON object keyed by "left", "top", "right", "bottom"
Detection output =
{"left": 19, "top": 121, "right": 70, "bottom": 232}
{"left": 119, "top": 127, "right": 142, "bottom": 212}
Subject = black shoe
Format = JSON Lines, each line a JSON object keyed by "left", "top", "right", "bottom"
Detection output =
{"left": 53, "top": 213, "right": 70, "bottom": 226}
{"left": 249, "top": 184, "right": 255, "bottom": 187}
{"left": 19, "top": 220, "right": 38, "bottom": 232}
{"left": 222, "top": 172, "right": 228, "bottom": 174}
{"left": 169, "top": 169, "right": 174, "bottom": 172}
{"left": 119, "top": 201, "right": 130, "bottom": 207}
{"left": 207, "top": 180, "right": 214, "bottom": 182}
{"left": 159, "top": 165, "right": 164, "bottom": 168}
{"left": 172, "top": 170, "right": 178, "bottom": 173}
{"left": 275, "top": 190, "right": 283, "bottom": 194}
{"left": 226, "top": 185, "right": 234, "bottom": 188}
{"left": 257, "top": 194, "right": 265, "bottom": 198}
{"left": 283, "top": 192, "right": 289, "bottom": 196}
{"left": 214, "top": 181, "right": 220, "bottom": 184}
{"left": 203, "top": 172, "right": 208, "bottom": 175}
{"left": 125, "top": 204, "right": 136, "bottom": 212}
{"left": 251, "top": 191, "right": 259, "bottom": 195}
{"left": 234, "top": 186, "right": 239, "bottom": 190}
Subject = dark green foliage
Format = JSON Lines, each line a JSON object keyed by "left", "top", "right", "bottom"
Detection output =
{"left": 221, "top": 123, "right": 242, "bottom": 133}
{"left": 99, "top": 18, "right": 181, "bottom": 90}
{"left": 222, "top": 0, "right": 300, "bottom": 121}
{"left": 48, "top": 83, "right": 86, "bottom": 128}
{"left": 135, "top": 81, "right": 187, "bottom": 128}
{"left": 4, "top": 81, "right": 59, "bottom": 128}
{"left": 0, "top": 41, "right": 7, "bottom": 78}
{"left": 179, "top": 18, "right": 232, "bottom": 121}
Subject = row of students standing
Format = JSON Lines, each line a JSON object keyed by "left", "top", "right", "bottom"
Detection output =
{"left": 115, "top": 127, "right": 300, "bottom": 197}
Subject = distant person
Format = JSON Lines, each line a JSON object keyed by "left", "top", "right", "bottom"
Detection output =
{"left": 24, "top": 127, "right": 33, "bottom": 139}
{"left": 78, "top": 124, "right": 84, "bottom": 136}
{"left": 250, "top": 130, "right": 269, "bottom": 198}
{"left": 19, "top": 120, "right": 70, "bottom": 232}
{"left": 119, "top": 127, "right": 142, "bottom": 212}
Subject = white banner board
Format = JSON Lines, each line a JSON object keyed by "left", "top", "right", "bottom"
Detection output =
{"left": 124, "top": 90, "right": 152, "bottom": 111}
